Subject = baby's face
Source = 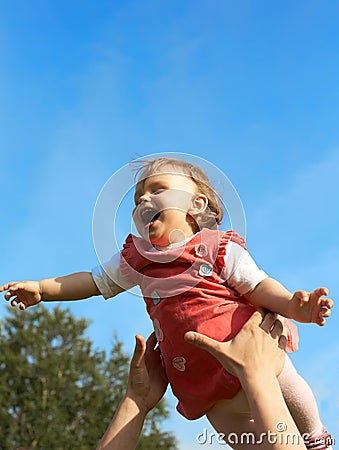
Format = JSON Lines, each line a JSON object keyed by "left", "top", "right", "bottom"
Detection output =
{"left": 133, "top": 171, "right": 198, "bottom": 247}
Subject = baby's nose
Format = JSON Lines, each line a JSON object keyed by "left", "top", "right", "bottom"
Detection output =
{"left": 138, "top": 193, "right": 151, "bottom": 203}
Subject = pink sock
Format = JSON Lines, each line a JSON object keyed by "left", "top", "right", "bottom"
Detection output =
{"left": 278, "top": 356, "right": 333, "bottom": 449}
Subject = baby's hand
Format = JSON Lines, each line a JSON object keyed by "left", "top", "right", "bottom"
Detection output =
{"left": 289, "top": 287, "right": 333, "bottom": 326}
{"left": 0, "top": 281, "right": 42, "bottom": 310}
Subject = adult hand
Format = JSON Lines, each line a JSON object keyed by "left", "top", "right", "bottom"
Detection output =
{"left": 185, "top": 311, "right": 308, "bottom": 450}
{"left": 97, "top": 334, "right": 168, "bottom": 450}
{"left": 126, "top": 333, "right": 168, "bottom": 414}
{"left": 184, "top": 310, "right": 286, "bottom": 380}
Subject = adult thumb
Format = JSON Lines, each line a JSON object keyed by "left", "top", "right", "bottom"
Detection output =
{"left": 184, "top": 331, "right": 224, "bottom": 360}
{"left": 131, "top": 334, "right": 146, "bottom": 368}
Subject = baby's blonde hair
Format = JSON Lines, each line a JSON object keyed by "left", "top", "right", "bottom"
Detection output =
{"left": 131, "top": 157, "right": 224, "bottom": 230}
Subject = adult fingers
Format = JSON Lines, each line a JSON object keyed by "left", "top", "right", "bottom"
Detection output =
{"left": 144, "top": 332, "right": 160, "bottom": 365}
{"left": 130, "top": 334, "right": 146, "bottom": 369}
{"left": 260, "top": 311, "right": 278, "bottom": 333}
{"left": 270, "top": 317, "right": 284, "bottom": 340}
{"left": 145, "top": 332, "right": 157, "bottom": 350}
{"left": 278, "top": 334, "right": 287, "bottom": 351}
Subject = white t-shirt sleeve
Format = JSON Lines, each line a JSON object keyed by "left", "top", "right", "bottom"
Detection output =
{"left": 92, "top": 252, "right": 136, "bottom": 300}
{"left": 221, "top": 241, "right": 268, "bottom": 296}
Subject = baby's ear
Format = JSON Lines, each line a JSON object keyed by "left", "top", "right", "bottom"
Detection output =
{"left": 188, "top": 194, "right": 208, "bottom": 217}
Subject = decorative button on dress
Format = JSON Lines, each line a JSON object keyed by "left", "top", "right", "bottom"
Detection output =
{"left": 120, "top": 228, "right": 298, "bottom": 420}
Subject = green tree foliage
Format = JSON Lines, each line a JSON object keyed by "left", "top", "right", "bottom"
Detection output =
{"left": 0, "top": 306, "right": 177, "bottom": 450}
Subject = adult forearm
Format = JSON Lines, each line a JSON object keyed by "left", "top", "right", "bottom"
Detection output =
{"left": 97, "top": 395, "right": 146, "bottom": 450}
{"left": 239, "top": 371, "right": 306, "bottom": 450}
{"left": 40, "top": 272, "right": 100, "bottom": 301}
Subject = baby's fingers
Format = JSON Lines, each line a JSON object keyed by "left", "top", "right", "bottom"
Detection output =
{"left": 11, "top": 298, "right": 27, "bottom": 310}
{"left": 2, "top": 283, "right": 27, "bottom": 309}
{"left": 0, "top": 283, "right": 10, "bottom": 292}
{"left": 321, "top": 297, "right": 334, "bottom": 310}
{"left": 316, "top": 302, "right": 333, "bottom": 326}
{"left": 6, "top": 294, "right": 25, "bottom": 309}
{"left": 4, "top": 288, "right": 20, "bottom": 302}
{"left": 9, "top": 297, "right": 22, "bottom": 308}
{"left": 312, "top": 287, "right": 329, "bottom": 300}
{"left": 4, "top": 291, "right": 13, "bottom": 301}
{"left": 0, "top": 281, "right": 19, "bottom": 293}
{"left": 319, "top": 303, "right": 333, "bottom": 320}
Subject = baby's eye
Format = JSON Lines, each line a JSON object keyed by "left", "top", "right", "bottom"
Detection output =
{"left": 153, "top": 188, "right": 165, "bottom": 195}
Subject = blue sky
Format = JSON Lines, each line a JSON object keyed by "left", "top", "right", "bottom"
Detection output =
{"left": 1, "top": 1, "right": 338, "bottom": 448}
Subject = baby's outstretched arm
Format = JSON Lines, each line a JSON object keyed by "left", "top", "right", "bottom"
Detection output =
{"left": 0, "top": 272, "right": 104, "bottom": 310}
{"left": 245, "top": 278, "right": 334, "bottom": 326}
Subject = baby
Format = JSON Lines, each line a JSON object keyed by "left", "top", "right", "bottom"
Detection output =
{"left": 1, "top": 157, "right": 334, "bottom": 449}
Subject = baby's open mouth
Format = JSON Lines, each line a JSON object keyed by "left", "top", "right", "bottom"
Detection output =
{"left": 141, "top": 208, "right": 161, "bottom": 226}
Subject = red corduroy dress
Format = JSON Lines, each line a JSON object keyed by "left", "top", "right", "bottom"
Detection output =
{"left": 120, "top": 228, "right": 298, "bottom": 419}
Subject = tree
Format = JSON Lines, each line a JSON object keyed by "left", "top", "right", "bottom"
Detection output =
{"left": 0, "top": 306, "right": 177, "bottom": 450}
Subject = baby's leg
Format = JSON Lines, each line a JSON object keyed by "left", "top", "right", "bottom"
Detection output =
{"left": 207, "top": 390, "right": 257, "bottom": 450}
{"left": 278, "top": 355, "right": 333, "bottom": 449}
